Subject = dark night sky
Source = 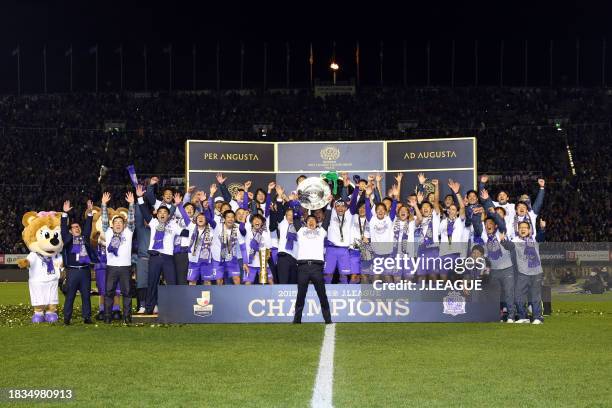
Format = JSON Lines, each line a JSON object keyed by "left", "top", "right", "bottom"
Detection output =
{"left": 0, "top": 1, "right": 611, "bottom": 93}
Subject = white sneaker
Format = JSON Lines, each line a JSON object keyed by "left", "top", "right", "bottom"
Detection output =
{"left": 506, "top": 318, "right": 515, "bottom": 323}
{"left": 515, "top": 319, "right": 530, "bottom": 324}
{"left": 137, "top": 307, "right": 146, "bottom": 314}
{"left": 153, "top": 306, "right": 158, "bottom": 314}
{"left": 532, "top": 319, "right": 543, "bottom": 325}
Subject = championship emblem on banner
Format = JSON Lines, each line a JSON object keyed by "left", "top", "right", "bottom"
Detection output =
{"left": 194, "top": 291, "right": 214, "bottom": 317}
{"left": 320, "top": 145, "right": 340, "bottom": 161}
{"left": 442, "top": 291, "right": 466, "bottom": 316}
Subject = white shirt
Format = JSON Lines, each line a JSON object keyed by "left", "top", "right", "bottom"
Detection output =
{"left": 27, "top": 252, "right": 61, "bottom": 282}
{"left": 439, "top": 217, "right": 467, "bottom": 256}
{"left": 296, "top": 227, "right": 326, "bottom": 261}
{"left": 327, "top": 208, "right": 352, "bottom": 247}
{"left": 481, "top": 230, "right": 513, "bottom": 270}
{"left": 266, "top": 216, "right": 278, "bottom": 249}
{"left": 368, "top": 215, "right": 395, "bottom": 255}
{"left": 277, "top": 219, "right": 299, "bottom": 258}
{"left": 104, "top": 228, "right": 134, "bottom": 267}
{"left": 147, "top": 218, "right": 184, "bottom": 256}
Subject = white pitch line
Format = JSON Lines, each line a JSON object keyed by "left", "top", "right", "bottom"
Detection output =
{"left": 311, "top": 323, "right": 336, "bottom": 408}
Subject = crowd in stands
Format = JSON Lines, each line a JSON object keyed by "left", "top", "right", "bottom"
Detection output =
{"left": 0, "top": 86, "right": 609, "bottom": 253}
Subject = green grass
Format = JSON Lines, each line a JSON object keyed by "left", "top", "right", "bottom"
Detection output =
{"left": 1, "top": 283, "right": 611, "bottom": 407}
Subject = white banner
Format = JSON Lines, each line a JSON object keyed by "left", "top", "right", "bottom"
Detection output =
{"left": 0, "top": 254, "right": 27, "bottom": 265}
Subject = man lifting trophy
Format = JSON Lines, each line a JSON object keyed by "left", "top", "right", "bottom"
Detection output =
{"left": 292, "top": 174, "right": 335, "bottom": 324}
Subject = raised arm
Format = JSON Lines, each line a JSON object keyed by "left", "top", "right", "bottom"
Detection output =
{"left": 125, "top": 192, "right": 136, "bottom": 232}
{"left": 264, "top": 182, "right": 275, "bottom": 218}
{"left": 183, "top": 185, "right": 195, "bottom": 205}
{"left": 449, "top": 179, "right": 465, "bottom": 219}
{"left": 216, "top": 173, "right": 232, "bottom": 203}
{"left": 408, "top": 197, "right": 422, "bottom": 225}
{"left": 61, "top": 200, "right": 74, "bottom": 245}
{"left": 479, "top": 188, "right": 495, "bottom": 214}
{"left": 532, "top": 179, "right": 545, "bottom": 215}
{"left": 321, "top": 202, "right": 333, "bottom": 231}
{"left": 241, "top": 180, "right": 251, "bottom": 210}
{"left": 145, "top": 177, "right": 160, "bottom": 208}
{"left": 394, "top": 173, "right": 403, "bottom": 205}
{"left": 83, "top": 200, "right": 94, "bottom": 238}
{"left": 389, "top": 184, "right": 399, "bottom": 221}
{"left": 348, "top": 182, "right": 360, "bottom": 215}
{"left": 136, "top": 185, "right": 153, "bottom": 224}
{"left": 101, "top": 192, "right": 111, "bottom": 231}
{"left": 432, "top": 178, "right": 441, "bottom": 214}
{"left": 176, "top": 203, "right": 191, "bottom": 227}
{"left": 364, "top": 186, "right": 373, "bottom": 222}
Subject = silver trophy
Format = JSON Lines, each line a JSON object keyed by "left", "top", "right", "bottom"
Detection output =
{"left": 296, "top": 177, "right": 332, "bottom": 210}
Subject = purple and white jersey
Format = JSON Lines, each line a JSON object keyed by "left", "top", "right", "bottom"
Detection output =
{"left": 210, "top": 223, "right": 244, "bottom": 262}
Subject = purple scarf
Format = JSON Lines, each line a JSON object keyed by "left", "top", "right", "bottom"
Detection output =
{"left": 415, "top": 217, "right": 434, "bottom": 248}
{"left": 285, "top": 222, "right": 297, "bottom": 250}
{"left": 190, "top": 226, "right": 212, "bottom": 261}
{"left": 108, "top": 233, "right": 122, "bottom": 256}
{"left": 486, "top": 233, "right": 502, "bottom": 260}
{"left": 152, "top": 223, "right": 167, "bottom": 250}
{"left": 446, "top": 218, "right": 455, "bottom": 243}
{"left": 39, "top": 254, "right": 55, "bottom": 274}
{"left": 220, "top": 224, "right": 238, "bottom": 261}
{"left": 249, "top": 226, "right": 265, "bottom": 263}
{"left": 71, "top": 236, "right": 91, "bottom": 264}
{"left": 522, "top": 237, "right": 541, "bottom": 268}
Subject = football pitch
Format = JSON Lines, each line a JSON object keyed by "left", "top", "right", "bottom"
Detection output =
{"left": 0, "top": 282, "right": 611, "bottom": 407}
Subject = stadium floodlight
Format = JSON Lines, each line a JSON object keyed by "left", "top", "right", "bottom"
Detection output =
{"left": 330, "top": 61, "right": 340, "bottom": 85}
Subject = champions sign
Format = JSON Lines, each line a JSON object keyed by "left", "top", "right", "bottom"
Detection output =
{"left": 157, "top": 284, "right": 499, "bottom": 324}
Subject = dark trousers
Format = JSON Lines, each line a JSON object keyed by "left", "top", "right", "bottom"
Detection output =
{"left": 294, "top": 262, "right": 332, "bottom": 323}
{"left": 174, "top": 252, "right": 188, "bottom": 285}
{"left": 277, "top": 253, "right": 298, "bottom": 284}
{"left": 105, "top": 265, "right": 132, "bottom": 317}
{"left": 63, "top": 267, "right": 91, "bottom": 321}
{"left": 146, "top": 253, "right": 176, "bottom": 312}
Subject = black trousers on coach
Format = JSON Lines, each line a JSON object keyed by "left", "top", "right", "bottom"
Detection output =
{"left": 277, "top": 253, "right": 298, "bottom": 284}
{"left": 105, "top": 265, "right": 132, "bottom": 318}
{"left": 174, "top": 252, "right": 188, "bottom": 285}
{"left": 294, "top": 262, "right": 332, "bottom": 323}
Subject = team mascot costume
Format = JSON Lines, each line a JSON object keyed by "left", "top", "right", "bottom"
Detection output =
{"left": 16, "top": 211, "right": 64, "bottom": 323}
